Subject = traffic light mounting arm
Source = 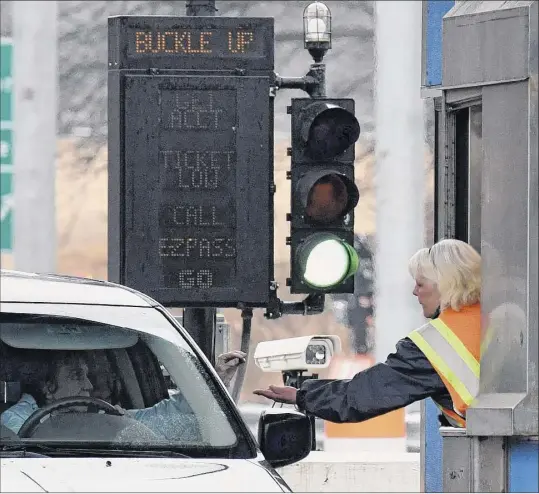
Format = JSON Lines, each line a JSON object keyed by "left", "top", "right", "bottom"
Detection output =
{"left": 275, "top": 62, "right": 326, "bottom": 99}
{"left": 264, "top": 292, "right": 325, "bottom": 319}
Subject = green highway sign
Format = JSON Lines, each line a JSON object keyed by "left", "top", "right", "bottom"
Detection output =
{"left": 1, "top": 37, "right": 13, "bottom": 252}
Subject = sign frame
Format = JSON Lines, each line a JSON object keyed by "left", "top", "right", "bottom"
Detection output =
{"left": 108, "top": 17, "right": 275, "bottom": 308}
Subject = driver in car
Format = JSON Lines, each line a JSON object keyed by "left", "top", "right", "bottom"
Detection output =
{"left": 1, "top": 349, "right": 246, "bottom": 438}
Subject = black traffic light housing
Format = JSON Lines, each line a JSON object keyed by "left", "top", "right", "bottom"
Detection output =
{"left": 287, "top": 98, "right": 360, "bottom": 294}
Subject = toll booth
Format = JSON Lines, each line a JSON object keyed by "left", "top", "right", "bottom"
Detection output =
{"left": 421, "top": 1, "right": 538, "bottom": 492}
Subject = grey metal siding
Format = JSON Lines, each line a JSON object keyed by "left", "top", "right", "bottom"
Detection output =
{"left": 443, "top": 7, "right": 529, "bottom": 87}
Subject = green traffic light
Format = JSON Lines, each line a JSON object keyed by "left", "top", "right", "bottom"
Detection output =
{"left": 297, "top": 233, "right": 359, "bottom": 290}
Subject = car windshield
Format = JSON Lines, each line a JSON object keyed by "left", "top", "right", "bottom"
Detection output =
{"left": 0, "top": 309, "right": 249, "bottom": 458}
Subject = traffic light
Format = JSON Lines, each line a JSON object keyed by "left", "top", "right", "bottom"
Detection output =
{"left": 287, "top": 98, "right": 360, "bottom": 294}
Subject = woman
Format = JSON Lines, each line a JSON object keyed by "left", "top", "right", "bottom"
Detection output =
{"left": 1, "top": 349, "right": 247, "bottom": 436}
{"left": 254, "top": 239, "right": 482, "bottom": 428}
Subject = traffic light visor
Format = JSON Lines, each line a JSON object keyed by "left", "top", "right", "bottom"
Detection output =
{"left": 301, "top": 103, "right": 360, "bottom": 160}
{"left": 297, "top": 233, "right": 359, "bottom": 290}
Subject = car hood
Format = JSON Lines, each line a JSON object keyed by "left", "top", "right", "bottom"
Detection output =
{"left": 0, "top": 457, "right": 287, "bottom": 492}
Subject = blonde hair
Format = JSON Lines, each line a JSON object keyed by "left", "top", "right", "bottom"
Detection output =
{"left": 408, "top": 239, "right": 481, "bottom": 311}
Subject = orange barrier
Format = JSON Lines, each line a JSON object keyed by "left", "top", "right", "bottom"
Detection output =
{"left": 324, "top": 354, "right": 406, "bottom": 438}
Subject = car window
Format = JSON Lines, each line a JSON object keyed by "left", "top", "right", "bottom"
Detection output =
{"left": 0, "top": 311, "right": 247, "bottom": 457}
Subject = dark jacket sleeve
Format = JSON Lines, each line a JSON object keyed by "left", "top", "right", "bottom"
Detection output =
{"left": 295, "top": 337, "right": 448, "bottom": 423}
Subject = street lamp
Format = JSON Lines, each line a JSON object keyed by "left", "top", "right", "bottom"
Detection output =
{"left": 303, "top": 1, "right": 332, "bottom": 62}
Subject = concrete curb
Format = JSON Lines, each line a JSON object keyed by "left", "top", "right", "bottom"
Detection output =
{"left": 276, "top": 451, "right": 420, "bottom": 492}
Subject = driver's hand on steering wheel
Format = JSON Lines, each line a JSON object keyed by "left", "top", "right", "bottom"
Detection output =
{"left": 113, "top": 404, "right": 126, "bottom": 415}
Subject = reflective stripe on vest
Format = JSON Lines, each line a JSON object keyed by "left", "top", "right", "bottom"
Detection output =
{"left": 409, "top": 319, "right": 480, "bottom": 407}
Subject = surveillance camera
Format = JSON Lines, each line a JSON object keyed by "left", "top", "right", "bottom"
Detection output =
{"left": 254, "top": 335, "right": 341, "bottom": 373}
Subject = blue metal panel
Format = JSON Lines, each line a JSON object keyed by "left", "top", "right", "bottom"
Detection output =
{"left": 509, "top": 439, "right": 539, "bottom": 492}
{"left": 424, "top": 0, "right": 454, "bottom": 87}
{"left": 424, "top": 398, "right": 443, "bottom": 492}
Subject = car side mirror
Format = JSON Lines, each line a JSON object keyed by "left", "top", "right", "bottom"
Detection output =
{"left": 258, "top": 408, "right": 312, "bottom": 469}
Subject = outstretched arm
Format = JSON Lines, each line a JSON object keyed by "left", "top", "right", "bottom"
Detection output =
{"left": 255, "top": 337, "right": 447, "bottom": 423}
{"left": 116, "top": 351, "right": 246, "bottom": 440}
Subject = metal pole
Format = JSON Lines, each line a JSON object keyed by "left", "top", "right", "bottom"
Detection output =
{"left": 12, "top": 1, "right": 58, "bottom": 273}
{"left": 374, "top": 1, "right": 425, "bottom": 361}
{"left": 183, "top": 0, "right": 217, "bottom": 365}
{"left": 231, "top": 308, "right": 252, "bottom": 402}
{"left": 186, "top": 0, "right": 217, "bottom": 16}
{"left": 182, "top": 307, "right": 216, "bottom": 365}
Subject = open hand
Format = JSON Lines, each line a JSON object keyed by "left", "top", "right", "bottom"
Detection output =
{"left": 253, "top": 385, "right": 298, "bottom": 405}
{"left": 215, "top": 350, "right": 247, "bottom": 386}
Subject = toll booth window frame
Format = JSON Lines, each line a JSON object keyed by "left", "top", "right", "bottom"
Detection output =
{"left": 436, "top": 96, "right": 483, "bottom": 252}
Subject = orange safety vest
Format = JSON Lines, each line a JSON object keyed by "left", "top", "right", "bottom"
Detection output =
{"left": 408, "top": 303, "right": 481, "bottom": 428}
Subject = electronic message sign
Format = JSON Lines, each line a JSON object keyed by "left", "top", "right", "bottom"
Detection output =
{"left": 108, "top": 17, "right": 275, "bottom": 307}
{"left": 108, "top": 16, "right": 274, "bottom": 70}
{"left": 131, "top": 28, "right": 256, "bottom": 56}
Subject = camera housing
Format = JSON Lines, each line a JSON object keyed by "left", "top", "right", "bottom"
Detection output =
{"left": 253, "top": 335, "right": 341, "bottom": 373}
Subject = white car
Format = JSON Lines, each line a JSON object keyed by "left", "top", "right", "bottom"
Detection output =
{"left": 0, "top": 270, "right": 312, "bottom": 492}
